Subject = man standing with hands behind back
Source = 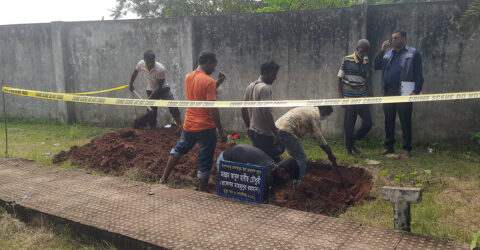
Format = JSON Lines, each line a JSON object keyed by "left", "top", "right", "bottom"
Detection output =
{"left": 374, "top": 30, "right": 424, "bottom": 158}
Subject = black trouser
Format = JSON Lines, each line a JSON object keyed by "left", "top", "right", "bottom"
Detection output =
{"left": 383, "top": 101, "right": 413, "bottom": 152}
{"left": 146, "top": 86, "right": 181, "bottom": 120}
{"left": 248, "top": 130, "right": 283, "bottom": 162}
{"left": 344, "top": 104, "right": 372, "bottom": 150}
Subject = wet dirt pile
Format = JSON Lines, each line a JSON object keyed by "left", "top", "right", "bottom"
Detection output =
{"left": 271, "top": 162, "right": 373, "bottom": 214}
{"left": 53, "top": 128, "right": 225, "bottom": 183}
{"left": 53, "top": 128, "right": 373, "bottom": 215}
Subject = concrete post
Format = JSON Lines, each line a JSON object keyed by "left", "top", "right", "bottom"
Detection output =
{"left": 49, "top": 22, "right": 69, "bottom": 123}
{"left": 380, "top": 186, "right": 422, "bottom": 232}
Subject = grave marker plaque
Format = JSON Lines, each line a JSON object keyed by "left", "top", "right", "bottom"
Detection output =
{"left": 217, "top": 160, "right": 264, "bottom": 203}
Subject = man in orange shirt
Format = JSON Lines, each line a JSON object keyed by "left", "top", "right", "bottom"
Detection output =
{"left": 160, "top": 51, "right": 227, "bottom": 191}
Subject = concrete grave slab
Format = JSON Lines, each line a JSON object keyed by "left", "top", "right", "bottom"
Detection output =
{"left": 0, "top": 158, "right": 469, "bottom": 249}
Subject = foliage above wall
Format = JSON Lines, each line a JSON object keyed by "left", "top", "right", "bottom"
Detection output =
{"left": 458, "top": 0, "right": 480, "bottom": 37}
{"left": 111, "top": 0, "right": 359, "bottom": 19}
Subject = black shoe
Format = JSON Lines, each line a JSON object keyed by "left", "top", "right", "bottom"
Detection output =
{"left": 347, "top": 150, "right": 357, "bottom": 158}
{"left": 379, "top": 149, "right": 394, "bottom": 155}
{"left": 351, "top": 146, "right": 361, "bottom": 155}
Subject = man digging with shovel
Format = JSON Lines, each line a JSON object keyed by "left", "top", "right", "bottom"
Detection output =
{"left": 129, "top": 50, "right": 182, "bottom": 129}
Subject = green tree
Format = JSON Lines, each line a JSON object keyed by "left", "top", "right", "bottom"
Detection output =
{"left": 252, "top": 0, "right": 356, "bottom": 13}
{"left": 458, "top": 0, "right": 480, "bottom": 37}
{"left": 111, "top": 0, "right": 265, "bottom": 19}
{"left": 366, "top": 0, "right": 443, "bottom": 4}
{"left": 111, "top": 0, "right": 360, "bottom": 19}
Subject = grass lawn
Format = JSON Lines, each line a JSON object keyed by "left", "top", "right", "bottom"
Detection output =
{"left": 0, "top": 118, "right": 479, "bottom": 247}
{"left": 0, "top": 206, "right": 115, "bottom": 250}
{"left": 0, "top": 118, "right": 116, "bottom": 249}
{"left": 329, "top": 138, "right": 480, "bottom": 245}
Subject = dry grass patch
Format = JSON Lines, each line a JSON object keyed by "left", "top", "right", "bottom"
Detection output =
{"left": 436, "top": 177, "right": 480, "bottom": 243}
{"left": 1, "top": 208, "right": 57, "bottom": 249}
{"left": 0, "top": 207, "right": 115, "bottom": 250}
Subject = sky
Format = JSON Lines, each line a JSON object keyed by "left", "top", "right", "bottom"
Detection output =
{"left": 0, "top": 0, "right": 138, "bottom": 25}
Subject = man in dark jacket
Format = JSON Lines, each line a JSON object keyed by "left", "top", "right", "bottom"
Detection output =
{"left": 374, "top": 30, "right": 424, "bottom": 158}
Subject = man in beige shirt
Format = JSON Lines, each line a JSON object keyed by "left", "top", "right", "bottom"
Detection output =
{"left": 276, "top": 106, "right": 337, "bottom": 183}
{"left": 128, "top": 50, "right": 182, "bottom": 127}
{"left": 241, "top": 61, "right": 282, "bottom": 162}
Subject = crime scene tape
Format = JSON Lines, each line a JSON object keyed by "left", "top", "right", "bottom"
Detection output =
{"left": 2, "top": 86, "right": 480, "bottom": 108}
{"left": 2, "top": 85, "right": 128, "bottom": 95}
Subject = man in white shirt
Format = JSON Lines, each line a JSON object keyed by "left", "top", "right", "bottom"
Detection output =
{"left": 129, "top": 50, "right": 182, "bottom": 128}
{"left": 276, "top": 106, "right": 337, "bottom": 183}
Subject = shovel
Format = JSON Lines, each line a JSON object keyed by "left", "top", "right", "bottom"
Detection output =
{"left": 131, "top": 90, "right": 157, "bottom": 129}
{"left": 332, "top": 164, "right": 354, "bottom": 205}
{"left": 132, "top": 90, "right": 153, "bottom": 111}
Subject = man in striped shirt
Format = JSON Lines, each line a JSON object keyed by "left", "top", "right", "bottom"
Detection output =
{"left": 337, "top": 39, "right": 373, "bottom": 157}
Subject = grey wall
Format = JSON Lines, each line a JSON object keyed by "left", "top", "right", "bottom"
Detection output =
{"left": 366, "top": 1, "right": 480, "bottom": 143}
{"left": 0, "top": 24, "right": 66, "bottom": 121}
{"left": 191, "top": 6, "right": 367, "bottom": 136}
{"left": 56, "top": 19, "right": 192, "bottom": 125}
{"left": 0, "top": 1, "right": 478, "bottom": 143}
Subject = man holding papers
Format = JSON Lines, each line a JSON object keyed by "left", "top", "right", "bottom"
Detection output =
{"left": 374, "top": 30, "right": 424, "bottom": 158}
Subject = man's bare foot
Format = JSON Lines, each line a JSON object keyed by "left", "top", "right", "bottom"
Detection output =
{"left": 399, "top": 150, "right": 410, "bottom": 159}
{"left": 159, "top": 177, "right": 167, "bottom": 184}
{"left": 198, "top": 178, "right": 208, "bottom": 192}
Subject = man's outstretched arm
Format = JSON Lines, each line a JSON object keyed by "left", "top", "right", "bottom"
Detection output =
{"left": 320, "top": 144, "right": 337, "bottom": 166}
{"left": 129, "top": 70, "right": 139, "bottom": 92}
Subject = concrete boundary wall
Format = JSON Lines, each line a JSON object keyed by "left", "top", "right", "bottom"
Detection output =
{"left": 0, "top": 1, "right": 478, "bottom": 143}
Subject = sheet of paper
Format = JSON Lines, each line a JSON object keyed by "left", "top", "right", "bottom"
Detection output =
{"left": 401, "top": 81, "right": 415, "bottom": 96}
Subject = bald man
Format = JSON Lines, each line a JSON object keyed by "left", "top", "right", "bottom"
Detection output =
{"left": 337, "top": 39, "right": 373, "bottom": 157}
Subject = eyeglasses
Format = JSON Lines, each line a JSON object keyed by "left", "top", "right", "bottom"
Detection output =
{"left": 392, "top": 36, "right": 402, "bottom": 40}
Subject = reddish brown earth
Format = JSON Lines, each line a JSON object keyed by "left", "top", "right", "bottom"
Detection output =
{"left": 271, "top": 162, "right": 373, "bottom": 214}
{"left": 53, "top": 128, "right": 373, "bottom": 215}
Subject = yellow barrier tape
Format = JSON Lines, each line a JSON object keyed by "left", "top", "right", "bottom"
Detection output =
{"left": 3, "top": 85, "right": 128, "bottom": 95}
{"left": 2, "top": 86, "right": 480, "bottom": 108}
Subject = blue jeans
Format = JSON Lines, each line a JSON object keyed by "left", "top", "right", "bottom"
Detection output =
{"left": 278, "top": 131, "right": 306, "bottom": 180}
{"left": 216, "top": 151, "right": 224, "bottom": 170}
{"left": 170, "top": 128, "right": 217, "bottom": 180}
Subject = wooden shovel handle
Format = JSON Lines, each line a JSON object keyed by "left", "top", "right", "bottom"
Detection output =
{"left": 132, "top": 90, "right": 153, "bottom": 111}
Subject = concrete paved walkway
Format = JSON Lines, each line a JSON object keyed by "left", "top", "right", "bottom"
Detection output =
{"left": 0, "top": 158, "right": 468, "bottom": 249}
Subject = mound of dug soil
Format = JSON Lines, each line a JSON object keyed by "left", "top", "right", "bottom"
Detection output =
{"left": 54, "top": 128, "right": 373, "bottom": 214}
{"left": 271, "top": 162, "right": 373, "bottom": 214}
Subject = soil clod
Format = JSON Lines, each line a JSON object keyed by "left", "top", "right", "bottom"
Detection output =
{"left": 53, "top": 128, "right": 373, "bottom": 214}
